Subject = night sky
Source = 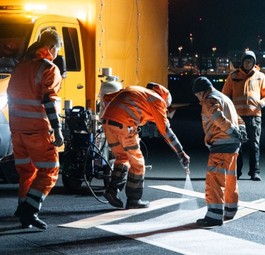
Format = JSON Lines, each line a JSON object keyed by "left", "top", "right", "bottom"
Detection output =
{"left": 169, "top": 0, "right": 265, "bottom": 55}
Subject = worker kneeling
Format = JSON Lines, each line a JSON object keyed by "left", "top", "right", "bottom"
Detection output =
{"left": 101, "top": 83, "right": 190, "bottom": 209}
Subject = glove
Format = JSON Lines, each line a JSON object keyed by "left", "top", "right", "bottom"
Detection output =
{"left": 238, "top": 125, "right": 248, "bottom": 143}
{"left": 52, "top": 128, "right": 64, "bottom": 147}
{"left": 177, "top": 150, "right": 190, "bottom": 172}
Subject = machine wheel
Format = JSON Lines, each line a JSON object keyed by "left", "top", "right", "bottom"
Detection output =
{"left": 61, "top": 172, "right": 83, "bottom": 192}
{"left": 60, "top": 148, "right": 84, "bottom": 192}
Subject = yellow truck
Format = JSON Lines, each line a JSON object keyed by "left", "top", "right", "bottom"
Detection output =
{"left": 0, "top": 2, "right": 168, "bottom": 183}
{"left": 0, "top": 6, "right": 92, "bottom": 182}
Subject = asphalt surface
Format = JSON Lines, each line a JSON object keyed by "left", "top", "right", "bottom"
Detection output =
{"left": 1, "top": 108, "right": 265, "bottom": 255}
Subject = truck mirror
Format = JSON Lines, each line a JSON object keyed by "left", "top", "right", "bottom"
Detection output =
{"left": 54, "top": 55, "right": 67, "bottom": 79}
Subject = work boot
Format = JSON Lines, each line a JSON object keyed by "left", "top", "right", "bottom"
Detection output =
{"left": 103, "top": 188, "right": 124, "bottom": 208}
{"left": 250, "top": 173, "right": 262, "bottom": 181}
{"left": 14, "top": 208, "right": 33, "bottom": 229}
{"left": 15, "top": 202, "right": 47, "bottom": 230}
{"left": 196, "top": 217, "right": 223, "bottom": 227}
{"left": 126, "top": 199, "right": 150, "bottom": 209}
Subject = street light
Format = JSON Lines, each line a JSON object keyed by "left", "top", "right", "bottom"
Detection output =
{"left": 212, "top": 47, "right": 217, "bottom": 56}
{"left": 178, "top": 46, "right": 183, "bottom": 67}
{"left": 189, "top": 33, "right": 193, "bottom": 53}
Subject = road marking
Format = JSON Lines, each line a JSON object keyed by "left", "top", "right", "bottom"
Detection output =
{"left": 98, "top": 202, "right": 265, "bottom": 255}
{"left": 58, "top": 198, "right": 188, "bottom": 229}
{"left": 149, "top": 185, "right": 265, "bottom": 212}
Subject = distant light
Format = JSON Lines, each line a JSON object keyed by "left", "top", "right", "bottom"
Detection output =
{"left": 24, "top": 4, "right": 47, "bottom": 11}
{"left": 263, "top": 54, "right": 265, "bottom": 58}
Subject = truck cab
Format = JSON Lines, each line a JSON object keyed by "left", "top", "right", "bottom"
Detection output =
{"left": 0, "top": 6, "right": 88, "bottom": 182}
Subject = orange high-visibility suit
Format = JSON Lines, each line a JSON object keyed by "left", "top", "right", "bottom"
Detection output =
{"left": 7, "top": 48, "right": 62, "bottom": 209}
{"left": 102, "top": 85, "right": 185, "bottom": 201}
{"left": 200, "top": 87, "right": 243, "bottom": 223}
{"left": 222, "top": 56, "right": 265, "bottom": 179}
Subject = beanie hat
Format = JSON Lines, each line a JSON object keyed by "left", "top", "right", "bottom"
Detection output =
{"left": 241, "top": 50, "right": 256, "bottom": 66}
{"left": 146, "top": 82, "right": 172, "bottom": 107}
{"left": 192, "top": 77, "right": 213, "bottom": 94}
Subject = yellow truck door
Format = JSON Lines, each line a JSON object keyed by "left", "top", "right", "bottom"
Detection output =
{"left": 29, "top": 15, "right": 86, "bottom": 110}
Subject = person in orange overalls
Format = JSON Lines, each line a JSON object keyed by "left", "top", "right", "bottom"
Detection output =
{"left": 7, "top": 30, "right": 64, "bottom": 230}
{"left": 193, "top": 77, "right": 247, "bottom": 227}
{"left": 101, "top": 83, "right": 190, "bottom": 209}
{"left": 222, "top": 50, "right": 265, "bottom": 181}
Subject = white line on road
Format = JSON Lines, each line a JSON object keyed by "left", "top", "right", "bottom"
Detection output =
{"left": 58, "top": 198, "right": 188, "bottom": 229}
{"left": 98, "top": 203, "right": 265, "bottom": 255}
{"left": 149, "top": 185, "right": 265, "bottom": 212}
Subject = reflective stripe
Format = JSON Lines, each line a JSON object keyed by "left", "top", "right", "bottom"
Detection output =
{"left": 236, "top": 104, "right": 258, "bottom": 111}
{"left": 28, "top": 188, "right": 46, "bottom": 201}
{"left": 15, "top": 157, "right": 31, "bottom": 165}
{"left": 10, "top": 110, "right": 47, "bottom": 119}
{"left": 10, "top": 98, "right": 42, "bottom": 106}
{"left": 225, "top": 202, "right": 238, "bottom": 209}
{"left": 147, "top": 95, "right": 158, "bottom": 103}
{"left": 34, "top": 161, "right": 59, "bottom": 168}
{"left": 35, "top": 59, "right": 52, "bottom": 84}
{"left": 226, "top": 169, "right": 236, "bottom": 176}
{"left": 207, "top": 166, "right": 226, "bottom": 175}
{"left": 124, "top": 144, "right": 139, "bottom": 151}
{"left": 208, "top": 203, "right": 224, "bottom": 210}
{"left": 206, "top": 210, "right": 223, "bottom": 220}
{"left": 47, "top": 112, "right": 59, "bottom": 120}
{"left": 211, "top": 110, "right": 222, "bottom": 121}
{"left": 26, "top": 196, "right": 42, "bottom": 210}
{"left": 109, "top": 141, "right": 120, "bottom": 148}
{"left": 44, "top": 101, "right": 56, "bottom": 108}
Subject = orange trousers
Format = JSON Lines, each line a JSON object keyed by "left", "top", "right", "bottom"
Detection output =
{"left": 102, "top": 123, "right": 145, "bottom": 200}
{"left": 205, "top": 152, "right": 238, "bottom": 220}
{"left": 11, "top": 131, "right": 59, "bottom": 200}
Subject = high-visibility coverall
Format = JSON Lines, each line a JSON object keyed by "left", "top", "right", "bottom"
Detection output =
{"left": 101, "top": 85, "right": 184, "bottom": 201}
{"left": 7, "top": 47, "right": 62, "bottom": 210}
{"left": 200, "top": 87, "right": 243, "bottom": 222}
{"left": 222, "top": 65, "right": 265, "bottom": 177}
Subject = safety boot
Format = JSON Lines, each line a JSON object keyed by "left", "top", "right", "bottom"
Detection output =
{"left": 14, "top": 201, "right": 47, "bottom": 230}
{"left": 126, "top": 199, "right": 150, "bottom": 209}
{"left": 196, "top": 217, "right": 223, "bottom": 227}
{"left": 103, "top": 187, "right": 124, "bottom": 208}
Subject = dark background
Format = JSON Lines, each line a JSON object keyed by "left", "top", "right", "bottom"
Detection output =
{"left": 168, "top": 0, "right": 265, "bottom": 55}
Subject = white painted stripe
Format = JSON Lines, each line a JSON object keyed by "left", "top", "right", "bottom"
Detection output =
{"left": 149, "top": 185, "right": 265, "bottom": 212}
{"left": 58, "top": 198, "right": 188, "bottom": 229}
{"left": 98, "top": 205, "right": 265, "bottom": 255}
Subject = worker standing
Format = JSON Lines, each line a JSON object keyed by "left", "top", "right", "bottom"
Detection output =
{"left": 101, "top": 83, "right": 190, "bottom": 209}
{"left": 193, "top": 77, "right": 247, "bottom": 227}
{"left": 7, "top": 29, "right": 64, "bottom": 229}
{"left": 222, "top": 50, "right": 265, "bottom": 181}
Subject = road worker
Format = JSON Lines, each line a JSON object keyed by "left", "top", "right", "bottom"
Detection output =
{"left": 222, "top": 50, "right": 265, "bottom": 181}
{"left": 101, "top": 83, "right": 190, "bottom": 209}
{"left": 7, "top": 29, "right": 64, "bottom": 229}
{"left": 193, "top": 77, "right": 247, "bottom": 227}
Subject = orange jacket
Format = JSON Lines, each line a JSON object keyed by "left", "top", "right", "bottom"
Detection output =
{"left": 7, "top": 53, "right": 62, "bottom": 133}
{"left": 200, "top": 87, "right": 243, "bottom": 152}
{"left": 102, "top": 85, "right": 183, "bottom": 153}
{"left": 222, "top": 66, "right": 265, "bottom": 117}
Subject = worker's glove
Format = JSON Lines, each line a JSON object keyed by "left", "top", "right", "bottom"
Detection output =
{"left": 238, "top": 125, "right": 248, "bottom": 143}
{"left": 52, "top": 128, "right": 64, "bottom": 147}
{"left": 177, "top": 150, "right": 190, "bottom": 172}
